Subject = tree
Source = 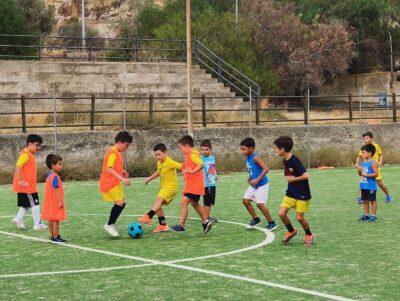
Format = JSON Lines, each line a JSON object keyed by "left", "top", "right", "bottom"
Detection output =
{"left": 245, "top": 0, "right": 354, "bottom": 94}
{"left": 18, "top": 0, "right": 56, "bottom": 35}
{"left": 0, "top": 0, "right": 37, "bottom": 57}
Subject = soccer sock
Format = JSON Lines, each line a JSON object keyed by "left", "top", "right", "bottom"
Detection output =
{"left": 268, "top": 220, "right": 276, "bottom": 225}
{"left": 286, "top": 223, "right": 295, "bottom": 232}
{"left": 305, "top": 228, "right": 312, "bottom": 235}
{"left": 31, "top": 205, "right": 41, "bottom": 226}
{"left": 108, "top": 203, "right": 125, "bottom": 225}
{"left": 158, "top": 216, "right": 166, "bottom": 225}
{"left": 16, "top": 207, "right": 27, "bottom": 220}
{"left": 147, "top": 210, "right": 156, "bottom": 219}
{"left": 254, "top": 217, "right": 260, "bottom": 222}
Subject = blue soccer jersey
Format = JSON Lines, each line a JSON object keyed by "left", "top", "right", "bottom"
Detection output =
{"left": 360, "top": 160, "right": 377, "bottom": 191}
{"left": 201, "top": 155, "right": 217, "bottom": 187}
{"left": 284, "top": 154, "right": 311, "bottom": 200}
{"left": 246, "top": 153, "right": 268, "bottom": 188}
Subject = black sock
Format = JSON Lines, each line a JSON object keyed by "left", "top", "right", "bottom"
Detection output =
{"left": 158, "top": 216, "right": 166, "bottom": 225}
{"left": 254, "top": 217, "right": 261, "bottom": 222}
{"left": 286, "top": 223, "right": 295, "bottom": 232}
{"left": 305, "top": 228, "right": 312, "bottom": 235}
{"left": 268, "top": 220, "right": 275, "bottom": 225}
{"left": 108, "top": 203, "right": 125, "bottom": 225}
{"left": 147, "top": 210, "right": 156, "bottom": 219}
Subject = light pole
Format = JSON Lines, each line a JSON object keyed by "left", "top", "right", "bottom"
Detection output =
{"left": 386, "top": 30, "right": 394, "bottom": 86}
{"left": 82, "top": 0, "right": 86, "bottom": 50}
{"left": 235, "top": 0, "right": 238, "bottom": 25}
{"left": 186, "top": 0, "right": 193, "bottom": 136}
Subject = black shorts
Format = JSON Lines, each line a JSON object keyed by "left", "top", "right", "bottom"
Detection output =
{"left": 184, "top": 193, "right": 201, "bottom": 202}
{"left": 17, "top": 193, "right": 39, "bottom": 208}
{"left": 361, "top": 189, "right": 376, "bottom": 202}
{"left": 203, "top": 186, "right": 216, "bottom": 206}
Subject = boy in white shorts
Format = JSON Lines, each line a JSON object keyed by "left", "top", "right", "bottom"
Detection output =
{"left": 240, "top": 137, "right": 277, "bottom": 231}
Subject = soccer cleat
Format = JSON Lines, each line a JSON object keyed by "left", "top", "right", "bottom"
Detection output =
{"left": 50, "top": 236, "right": 66, "bottom": 244}
{"left": 33, "top": 223, "right": 48, "bottom": 230}
{"left": 138, "top": 214, "right": 152, "bottom": 225}
{"left": 385, "top": 195, "right": 392, "bottom": 203}
{"left": 104, "top": 224, "right": 119, "bottom": 237}
{"left": 266, "top": 222, "right": 278, "bottom": 231}
{"left": 170, "top": 224, "right": 186, "bottom": 232}
{"left": 208, "top": 217, "right": 218, "bottom": 224}
{"left": 358, "top": 214, "right": 369, "bottom": 222}
{"left": 357, "top": 197, "right": 363, "bottom": 204}
{"left": 153, "top": 224, "right": 169, "bottom": 233}
{"left": 282, "top": 229, "right": 298, "bottom": 244}
{"left": 247, "top": 218, "right": 261, "bottom": 229}
{"left": 203, "top": 220, "right": 213, "bottom": 234}
{"left": 304, "top": 234, "right": 315, "bottom": 246}
{"left": 12, "top": 217, "right": 27, "bottom": 230}
{"left": 368, "top": 215, "right": 378, "bottom": 222}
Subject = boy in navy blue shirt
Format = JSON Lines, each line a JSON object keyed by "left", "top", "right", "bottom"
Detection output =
{"left": 357, "top": 144, "right": 378, "bottom": 222}
{"left": 274, "top": 136, "right": 314, "bottom": 245}
{"left": 240, "top": 137, "right": 277, "bottom": 231}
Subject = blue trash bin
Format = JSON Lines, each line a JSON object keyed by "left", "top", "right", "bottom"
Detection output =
{"left": 378, "top": 92, "right": 387, "bottom": 107}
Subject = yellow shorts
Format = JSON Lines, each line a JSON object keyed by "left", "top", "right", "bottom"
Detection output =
{"left": 102, "top": 183, "right": 124, "bottom": 202}
{"left": 157, "top": 189, "right": 178, "bottom": 205}
{"left": 376, "top": 167, "right": 382, "bottom": 181}
{"left": 281, "top": 196, "right": 310, "bottom": 213}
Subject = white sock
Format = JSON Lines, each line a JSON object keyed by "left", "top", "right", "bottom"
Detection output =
{"left": 31, "top": 205, "right": 41, "bottom": 226}
{"left": 16, "top": 207, "right": 27, "bottom": 221}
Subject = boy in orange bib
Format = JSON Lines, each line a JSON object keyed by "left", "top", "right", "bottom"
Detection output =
{"left": 12, "top": 134, "right": 48, "bottom": 230}
{"left": 100, "top": 131, "right": 133, "bottom": 238}
{"left": 42, "top": 154, "right": 67, "bottom": 243}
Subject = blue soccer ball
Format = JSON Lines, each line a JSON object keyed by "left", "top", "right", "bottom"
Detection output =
{"left": 127, "top": 222, "right": 144, "bottom": 239}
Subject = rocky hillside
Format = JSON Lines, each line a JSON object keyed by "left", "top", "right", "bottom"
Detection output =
{"left": 44, "top": 0, "right": 164, "bottom": 37}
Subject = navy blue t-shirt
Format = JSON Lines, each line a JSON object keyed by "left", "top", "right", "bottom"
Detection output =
{"left": 283, "top": 155, "right": 311, "bottom": 200}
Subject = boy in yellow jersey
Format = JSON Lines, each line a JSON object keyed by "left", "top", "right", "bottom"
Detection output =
{"left": 100, "top": 131, "right": 133, "bottom": 238}
{"left": 355, "top": 132, "right": 392, "bottom": 203}
{"left": 138, "top": 143, "right": 182, "bottom": 232}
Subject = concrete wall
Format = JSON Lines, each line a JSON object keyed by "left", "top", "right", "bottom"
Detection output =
{"left": 1, "top": 123, "right": 399, "bottom": 184}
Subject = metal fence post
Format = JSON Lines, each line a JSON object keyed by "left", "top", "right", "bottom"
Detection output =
{"left": 255, "top": 85, "right": 261, "bottom": 125}
{"left": 201, "top": 94, "right": 206, "bottom": 127}
{"left": 149, "top": 94, "right": 154, "bottom": 124}
{"left": 348, "top": 93, "right": 353, "bottom": 122}
{"left": 181, "top": 40, "right": 186, "bottom": 62}
{"left": 38, "top": 34, "right": 42, "bottom": 60}
{"left": 88, "top": 36, "right": 92, "bottom": 61}
{"left": 21, "top": 95, "right": 26, "bottom": 133}
{"left": 393, "top": 93, "right": 397, "bottom": 122}
{"left": 193, "top": 39, "right": 199, "bottom": 65}
{"left": 90, "top": 94, "right": 95, "bottom": 130}
{"left": 303, "top": 95, "right": 308, "bottom": 125}
{"left": 135, "top": 37, "right": 141, "bottom": 61}
{"left": 122, "top": 90, "right": 126, "bottom": 130}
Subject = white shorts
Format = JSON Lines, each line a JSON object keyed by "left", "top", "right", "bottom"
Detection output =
{"left": 243, "top": 183, "right": 269, "bottom": 204}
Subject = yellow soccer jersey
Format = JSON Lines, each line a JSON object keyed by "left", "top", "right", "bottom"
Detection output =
{"left": 157, "top": 156, "right": 182, "bottom": 190}
{"left": 358, "top": 143, "right": 382, "bottom": 163}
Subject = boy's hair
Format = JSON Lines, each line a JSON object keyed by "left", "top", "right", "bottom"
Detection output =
{"left": 115, "top": 131, "right": 133, "bottom": 143}
{"left": 178, "top": 135, "right": 194, "bottom": 147}
{"left": 26, "top": 134, "right": 42, "bottom": 146}
{"left": 46, "top": 154, "right": 63, "bottom": 169}
{"left": 361, "top": 144, "right": 376, "bottom": 156}
{"left": 200, "top": 139, "right": 212, "bottom": 148}
{"left": 274, "top": 136, "right": 293, "bottom": 152}
{"left": 240, "top": 137, "right": 255, "bottom": 149}
{"left": 362, "top": 132, "right": 373, "bottom": 138}
{"left": 154, "top": 143, "right": 167, "bottom": 152}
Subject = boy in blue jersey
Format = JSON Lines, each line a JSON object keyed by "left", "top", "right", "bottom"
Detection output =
{"left": 357, "top": 144, "right": 378, "bottom": 222}
{"left": 200, "top": 139, "right": 218, "bottom": 224}
{"left": 240, "top": 138, "right": 277, "bottom": 231}
{"left": 274, "top": 136, "right": 314, "bottom": 245}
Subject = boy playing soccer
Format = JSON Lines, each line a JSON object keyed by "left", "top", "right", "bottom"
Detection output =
{"left": 138, "top": 143, "right": 182, "bottom": 232}
{"left": 355, "top": 132, "right": 392, "bottom": 203}
{"left": 357, "top": 144, "right": 379, "bottom": 222}
{"left": 274, "top": 136, "right": 314, "bottom": 245}
{"left": 12, "top": 134, "right": 48, "bottom": 230}
{"left": 240, "top": 137, "right": 277, "bottom": 231}
{"left": 42, "top": 154, "right": 67, "bottom": 243}
{"left": 100, "top": 131, "right": 133, "bottom": 237}
{"left": 200, "top": 139, "right": 218, "bottom": 224}
{"left": 170, "top": 135, "right": 212, "bottom": 234}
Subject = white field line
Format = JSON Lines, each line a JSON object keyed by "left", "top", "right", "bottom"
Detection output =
{"left": 0, "top": 231, "right": 357, "bottom": 301}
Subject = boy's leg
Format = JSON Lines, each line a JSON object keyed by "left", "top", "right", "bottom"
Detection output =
{"left": 256, "top": 203, "right": 275, "bottom": 224}
{"left": 190, "top": 200, "right": 206, "bottom": 223}
{"left": 108, "top": 200, "right": 126, "bottom": 225}
{"left": 16, "top": 207, "right": 27, "bottom": 221}
{"left": 278, "top": 206, "right": 293, "bottom": 230}
{"left": 178, "top": 196, "right": 191, "bottom": 226}
{"left": 242, "top": 198, "right": 258, "bottom": 219}
{"left": 138, "top": 197, "right": 165, "bottom": 224}
{"left": 363, "top": 200, "right": 370, "bottom": 216}
{"left": 377, "top": 180, "right": 390, "bottom": 195}
{"left": 371, "top": 200, "right": 377, "bottom": 216}
{"left": 295, "top": 212, "right": 311, "bottom": 233}
{"left": 48, "top": 221, "right": 54, "bottom": 238}
{"left": 153, "top": 207, "right": 169, "bottom": 232}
